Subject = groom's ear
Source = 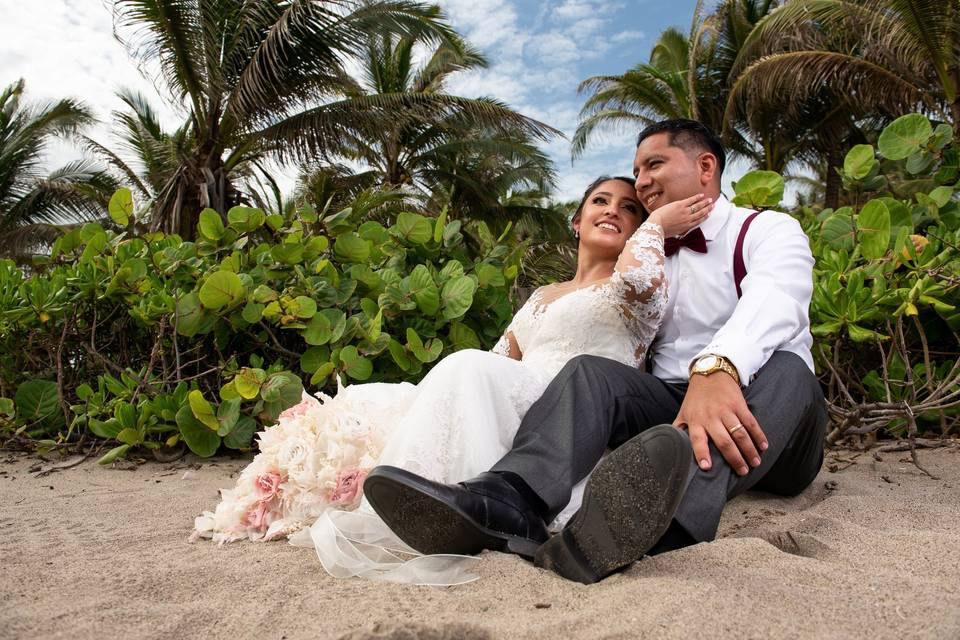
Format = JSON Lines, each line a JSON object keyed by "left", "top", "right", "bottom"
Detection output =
{"left": 697, "top": 152, "right": 719, "bottom": 187}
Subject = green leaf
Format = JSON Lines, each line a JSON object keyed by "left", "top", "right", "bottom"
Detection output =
{"left": 252, "top": 285, "right": 278, "bottom": 303}
{"left": 114, "top": 402, "right": 136, "bottom": 430}
{"left": 265, "top": 214, "right": 284, "bottom": 231}
{"left": 856, "top": 200, "right": 891, "bottom": 260}
{"left": 440, "top": 276, "right": 477, "bottom": 321}
{"left": 393, "top": 212, "right": 433, "bottom": 244}
{"left": 227, "top": 206, "right": 265, "bottom": 232}
{"left": 906, "top": 150, "right": 934, "bottom": 175}
{"left": 302, "top": 313, "right": 332, "bottom": 345}
{"left": 474, "top": 262, "right": 505, "bottom": 288}
{"left": 434, "top": 206, "right": 448, "bottom": 243}
{"left": 188, "top": 390, "right": 219, "bottom": 430}
{"left": 293, "top": 296, "right": 317, "bottom": 319}
{"left": 175, "top": 292, "right": 211, "bottom": 337}
{"left": 271, "top": 244, "right": 305, "bottom": 265}
{"left": 116, "top": 428, "right": 142, "bottom": 446}
{"left": 74, "top": 384, "right": 94, "bottom": 402}
{"left": 877, "top": 114, "right": 933, "bottom": 160}
{"left": 198, "top": 208, "right": 225, "bottom": 241}
{"left": 0, "top": 397, "right": 15, "bottom": 418}
{"left": 449, "top": 322, "right": 481, "bottom": 351}
{"left": 310, "top": 362, "right": 336, "bottom": 385}
{"left": 199, "top": 271, "right": 245, "bottom": 310}
{"left": 300, "top": 346, "right": 331, "bottom": 374}
{"left": 261, "top": 373, "right": 303, "bottom": 419}
{"left": 241, "top": 302, "right": 264, "bottom": 324}
{"left": 843, "top": 145, "right": 876, "bottom": 181}
{"left": 224, "top": 416, "right": 257, "bottom": 450}
{"left": 216, "top": 397, "right": 241, "bottom": 436}
{"left": 176, "top": 405, "right": 220, "bottom": 457}
{"left": 339, "top": 345, "right": 373, "bottom": 380}
{"left": 928, "top": 186, "right": 953, "bottom": 208}
{"left": 388, "top": 339, "right": 414, "bottom": 372}
{"left": 820, "top": 209, "right": 855, "bottom": 251}
{"left": 14, "top": 380, "right": 59, "bottom": 424}
{"left": 408, "top": 264, "right": 440, "bottom": 315}
{"left": 234, "top": 368, "right": 266, "bottom": 399}
{"left": 108, "top": 188, "right": 133, "bottom": 226}
{"left": 731, "top": 170, "right": 784, "bottom": 208}
{"left": 334, "top": 232, "right": 370, "bottom": 263}
{"left": 97, "top": 444, "right": 131, "bottom": 465}
{"left": 88, "top": 418, "right": 122, "bottom": 439}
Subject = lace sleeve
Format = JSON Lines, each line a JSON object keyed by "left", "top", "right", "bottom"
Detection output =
{"left": 491, "top": 290, "right": 542, "bottom": 360}
{"left": 611, "top": 220, "right": 667, "bottom": 311}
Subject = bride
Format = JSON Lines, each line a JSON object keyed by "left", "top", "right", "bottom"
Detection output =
{"left": 193, "top": 176, "right": 712, "bottom": 584}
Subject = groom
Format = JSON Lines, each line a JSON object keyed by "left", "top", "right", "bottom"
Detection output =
{"left": 364, "top": 119, "right": 828, "bottom": 583}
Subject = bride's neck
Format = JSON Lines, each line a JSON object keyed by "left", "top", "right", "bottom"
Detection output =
{"left": 571, "top": 254, "right": 617, "bottom": 285}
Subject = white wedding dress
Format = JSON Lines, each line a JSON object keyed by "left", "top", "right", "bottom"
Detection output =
{"left": 197, "top": 221, "right": 668, "bottom": 586}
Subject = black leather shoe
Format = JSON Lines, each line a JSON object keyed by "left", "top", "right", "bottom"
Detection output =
{"left": 363, "top": 467, "right": 549, "bottom": 559}
{"left": 534, "top": 425, "right": 693, "bottom": 584}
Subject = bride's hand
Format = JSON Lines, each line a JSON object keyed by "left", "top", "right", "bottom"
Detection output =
{"left": 646, "top": 194, "right": 714, "bottom": 238}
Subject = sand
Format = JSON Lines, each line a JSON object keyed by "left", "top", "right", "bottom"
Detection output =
{"left": 2, "top": 444, "right": 959, "bottom": 640}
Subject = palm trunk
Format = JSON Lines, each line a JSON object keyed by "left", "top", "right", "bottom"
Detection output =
{"left": 824, "top": 145, "right": 841, "bottom": 210}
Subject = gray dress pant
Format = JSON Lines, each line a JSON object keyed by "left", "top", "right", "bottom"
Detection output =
{"left": 491, "top": 351, "right": 828, "bottom": 542}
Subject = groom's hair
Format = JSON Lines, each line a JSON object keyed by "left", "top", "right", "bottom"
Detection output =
{"left": 571, "top": 176, "right": 640, "bottom": 230}
{"left": 637, "top": 119, "right": 726, "bottom": 176}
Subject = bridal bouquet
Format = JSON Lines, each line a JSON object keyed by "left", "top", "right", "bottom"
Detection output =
{"left": 192, "top": 382, "right": 385, "bottom": 544}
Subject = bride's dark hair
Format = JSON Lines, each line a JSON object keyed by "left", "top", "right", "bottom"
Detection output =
{"left": 571, "top": 176, "right": 644, "bottom": 231}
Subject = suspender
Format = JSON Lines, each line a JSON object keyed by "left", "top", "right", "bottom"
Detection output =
{"left": 734, "top": 212, "right": 761, "bottom": 299}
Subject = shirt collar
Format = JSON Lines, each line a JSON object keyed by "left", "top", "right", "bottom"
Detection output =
{"left": 698, "top": 194, "right": 732, "bottom": 241}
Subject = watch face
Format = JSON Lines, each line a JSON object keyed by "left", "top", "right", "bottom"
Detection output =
{"left": 696, "top": 355, "right": 718, "bottom": 371}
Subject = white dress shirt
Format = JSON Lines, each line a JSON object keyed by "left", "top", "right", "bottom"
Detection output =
{"left": 650, "top": 195, "right": 815, "bottom": 385}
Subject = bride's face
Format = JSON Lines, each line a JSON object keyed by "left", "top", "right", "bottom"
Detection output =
{"left": 573, "top": 180, "right": 644, "bottom": 253}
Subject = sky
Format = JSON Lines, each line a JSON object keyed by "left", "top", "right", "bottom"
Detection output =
{"left": 0, "top": 0, "right": 723, "bottom": 202}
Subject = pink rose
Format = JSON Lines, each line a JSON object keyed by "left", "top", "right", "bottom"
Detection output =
{"left": 330, "top": 468, "right": 366, "bottom": 506}
{"left": 279, "top": 392, "right": 319, "bottom": 420}
{"left": 254, "top": 472, "right": 284, "bottom": 500}
{"left": 245, "top": 501, "right": 273, "bottom": 531}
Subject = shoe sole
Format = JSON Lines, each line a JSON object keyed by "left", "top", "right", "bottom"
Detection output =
{"left": 534, "top": 425, "right": 692, "bottom": 584}
{"left": 364, "top": 467, "right": 542, "bottom": 559}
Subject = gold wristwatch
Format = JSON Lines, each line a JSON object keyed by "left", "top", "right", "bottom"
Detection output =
{"left": 690, "top": 354, "right": 741, "bottom": 386}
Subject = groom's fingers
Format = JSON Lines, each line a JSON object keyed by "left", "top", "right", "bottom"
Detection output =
{"left": 707, "top": 420, "right": 749, "bottom": 476}
{"left": 739, "top": 408, "right": 768, "bottom": 453}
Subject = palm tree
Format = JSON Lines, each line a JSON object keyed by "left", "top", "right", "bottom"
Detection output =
{"left": 109, "top": 0, "right": 518, "bottom": 238}
{"left": 0, "top": 79, "right": 115, "bottom": 257}
{"left": 725, "top": 0, "right": 959, "bottom": 204}
{"left": 572, "top": 26, "right": 701, "bottom": 160}
{"left": 322, "top": 30, "right": 559, "bottom": 223}
{"left": 81, "top": 88, "right": 191, "bottom": 209}
{"left": 572, "top": 1, "right": 788, "bottom": 170}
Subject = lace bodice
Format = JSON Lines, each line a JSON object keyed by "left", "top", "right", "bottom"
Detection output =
{"left": 493, "top": 221, "right": 667, "bottom": 376}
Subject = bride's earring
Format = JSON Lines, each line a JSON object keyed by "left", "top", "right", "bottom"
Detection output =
{"left": 574, "top": 230, "right": 580, "bottom": 239}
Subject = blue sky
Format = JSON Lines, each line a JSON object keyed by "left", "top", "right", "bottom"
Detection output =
{"left": 436, "top": 0, "right": 703, "bottom": 199}
{"left": 0, "top": 0, "right": 710, "bottom": 201}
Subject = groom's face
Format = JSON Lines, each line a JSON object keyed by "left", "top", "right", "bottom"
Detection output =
{"left": 633, "top": 132, "right": 711, "bottom": 212}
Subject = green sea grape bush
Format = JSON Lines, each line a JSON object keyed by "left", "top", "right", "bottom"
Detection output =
{"left": 0, "top": 189, "right": 518, "bottom": 461}
{"left": 736, "top": 113, "right": 959, "bottom": 443}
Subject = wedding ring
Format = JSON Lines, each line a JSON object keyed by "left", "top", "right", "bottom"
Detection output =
{"left": 728, "top": 423, "right": 744, "bottom": 435}
{"left": 689, "top": 204, "right": 696, "bottom": 214}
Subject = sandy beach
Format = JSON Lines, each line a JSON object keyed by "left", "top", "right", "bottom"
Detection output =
{"left": 2, "top": 444, "right": 959, "bottom": 640}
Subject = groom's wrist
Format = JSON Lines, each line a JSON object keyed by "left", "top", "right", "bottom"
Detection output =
{"left": 689, "top": 354, "right": 741, "bottom": 386}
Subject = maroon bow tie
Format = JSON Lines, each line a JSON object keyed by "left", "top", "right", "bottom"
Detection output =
{"left": 664, "top": 228, "right": 707, "bottom": 257}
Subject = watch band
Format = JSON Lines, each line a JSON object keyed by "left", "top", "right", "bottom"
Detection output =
{"left": 691, "top": 354, "right": 741, "bottom": 386}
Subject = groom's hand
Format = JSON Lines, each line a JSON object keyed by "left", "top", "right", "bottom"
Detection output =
{"left": 673, "top": 373, "right": 767, "bottom": 476}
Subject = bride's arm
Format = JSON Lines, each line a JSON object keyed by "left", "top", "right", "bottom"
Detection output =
{"left": 491, "top": 330, "right": 521, "bottom": 360}
{"left": 612, "top": 221, "right": 667, "bottom": 306}
{"left": 613, "top": 194, "right": 714, "bottom": 305}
